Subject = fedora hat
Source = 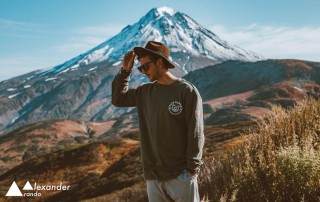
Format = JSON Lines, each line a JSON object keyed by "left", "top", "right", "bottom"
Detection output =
{"left": 134, "top": 41, "right": 175, "bottom": 69}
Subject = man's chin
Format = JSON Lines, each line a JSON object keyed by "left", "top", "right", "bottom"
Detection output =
{"left": 147, "top": 76, "right": 155, "bottom": 82}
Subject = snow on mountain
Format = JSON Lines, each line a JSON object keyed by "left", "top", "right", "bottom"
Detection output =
{"left": 37, "top": 6, "right": 263, "bottom": 77}
{"left": 8, "top": 93, "right": 21, "bottom": 99}
{"left": 7, "top": 88, "right": 17, "bottom": 92}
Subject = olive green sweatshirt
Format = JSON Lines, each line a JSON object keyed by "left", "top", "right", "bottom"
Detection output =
{"left": 112, "top": 69, "right": 204, "bottom": 180}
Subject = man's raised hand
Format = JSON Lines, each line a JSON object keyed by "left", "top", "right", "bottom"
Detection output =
{"left": 123, "top": 50, "right": 136, "bottom": 72}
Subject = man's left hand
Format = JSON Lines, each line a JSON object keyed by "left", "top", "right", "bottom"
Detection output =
{"left": 188, "top": 170, "right": 198, "bottom": 177}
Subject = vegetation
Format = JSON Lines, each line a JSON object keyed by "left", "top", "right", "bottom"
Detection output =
{"left": 2, "top": 98, "right": 320, "bottom": 201}
{"left": 199, "top": 98, "right": 320, "bottom": 201}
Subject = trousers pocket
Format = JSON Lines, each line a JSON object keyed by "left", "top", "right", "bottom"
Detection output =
{"left": 177, "top": 169, "right": 197, "bottom": 182}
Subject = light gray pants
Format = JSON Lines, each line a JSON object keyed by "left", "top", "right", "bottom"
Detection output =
{"left": 146, "top": 170, "right": 200, "bottom": 202}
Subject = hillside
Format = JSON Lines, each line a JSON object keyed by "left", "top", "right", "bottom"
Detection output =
{"left": 0, "top": 123, "right": 253, "bottom": 201}
{"left": 0, "top": 134, "right": 141, "bottom": 201}
{"left": 192, "top": 59, "right": 320, "bottom": 125}
{"left": 0, "top": 119, "right": 115, "bottom": 175}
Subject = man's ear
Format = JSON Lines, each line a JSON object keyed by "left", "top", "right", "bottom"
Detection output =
{"left": 157, "top": 58, "right": 164, "bottom": 68}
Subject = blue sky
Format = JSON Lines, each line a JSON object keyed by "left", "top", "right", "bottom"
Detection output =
{"left": 1, "top": 0, "right": 320, "bottom": 81}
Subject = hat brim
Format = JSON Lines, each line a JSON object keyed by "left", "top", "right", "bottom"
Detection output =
{"left": 134, "top": 47, "right": 175, "bottom": 69}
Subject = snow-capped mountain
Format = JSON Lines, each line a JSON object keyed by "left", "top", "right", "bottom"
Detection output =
{"left": 0, "top": 6, "right": 263, "bottom": 134}
{"left": 37, "top": 6, "right": 262, "bottom": 77}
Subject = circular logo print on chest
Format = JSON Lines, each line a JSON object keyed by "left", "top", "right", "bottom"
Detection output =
{"left": 168, "top": 101, "right": 183, "bottom": 115}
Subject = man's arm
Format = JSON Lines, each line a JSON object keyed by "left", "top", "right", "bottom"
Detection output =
{"left": 185, "top": 86, "right": 205, "bottom": 175}
{"left": 111, "top": 68, "right": 136, "bottom": 107}
{"left": 111, "top": 50, "right": 137, "bottom": 107}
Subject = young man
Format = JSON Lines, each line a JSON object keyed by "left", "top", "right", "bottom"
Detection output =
{"left": 112, "top": 41, "right": 204, "bottom": 202}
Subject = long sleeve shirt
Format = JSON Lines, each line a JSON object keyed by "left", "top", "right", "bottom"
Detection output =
{"left": 112, "top": 69, "right": 204, "bottom": 180}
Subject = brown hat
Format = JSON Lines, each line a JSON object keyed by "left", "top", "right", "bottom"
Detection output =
{"left": 134, "top": 41, "right": 175, "bottom": 69}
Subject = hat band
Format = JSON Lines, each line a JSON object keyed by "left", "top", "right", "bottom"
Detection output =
{"left": 149, "top": 49, "right": 170, "bottom": 60}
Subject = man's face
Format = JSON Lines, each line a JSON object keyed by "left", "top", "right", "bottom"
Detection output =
{"left": 138, "top": 55, "right": 160, "bottom": 82}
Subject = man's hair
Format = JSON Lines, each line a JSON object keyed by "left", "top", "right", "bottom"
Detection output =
{"left": 149, "top": 54, "right": 160, "bottom": 61}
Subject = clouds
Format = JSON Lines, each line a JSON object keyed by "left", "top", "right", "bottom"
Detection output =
{"left": 0, "top": 18, "right": 46, "bottom": 40}
{"left": 210, "top": 24, "right": 320, "bottom": 61}
{"left": 0, "top": 22, "right": 124, "bottom": 81}
{"left": 0, "top": 56, "right": 48, "bottom": 81}
{"left": 52, "top": 24, "right": 124, "bottom": 54}
{"left": 0, "top": 18, "right": 41, "bottom": 31}
{"left": 2, "top": 18, "right": 320, "bottom": 81}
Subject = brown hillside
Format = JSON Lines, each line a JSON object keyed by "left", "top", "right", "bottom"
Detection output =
{"left": 0, "top": 122, "right": 253, "bottom": 201}
{"left": 0, "top": 119, "right": 115, "bottom": 175}
{"left": 0, "top": 134, "right": 139, "bottom": 201}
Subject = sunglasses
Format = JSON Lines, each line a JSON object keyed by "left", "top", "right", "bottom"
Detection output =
{"left": 138, "top": 60, "right": 154, "bottom": 73}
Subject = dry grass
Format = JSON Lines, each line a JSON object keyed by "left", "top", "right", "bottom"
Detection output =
{"left": 199, "top": 98, "right": 320, "bottom": 201}
{"left": 80, "top": 182, "right": 148, "bottom": 202}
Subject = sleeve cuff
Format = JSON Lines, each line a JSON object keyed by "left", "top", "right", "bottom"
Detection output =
{"left": 121, "top": 67, "right": 132, "bottom": 74}
{"left": 116, "top": 67, "right": 131, "bottom": 80}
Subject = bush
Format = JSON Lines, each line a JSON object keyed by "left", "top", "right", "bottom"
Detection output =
{"left": 199, "top": 98, "right": 320, "bottom": 202}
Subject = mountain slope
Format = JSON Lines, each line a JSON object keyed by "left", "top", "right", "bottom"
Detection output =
{"left": 184, "top": 59, "right": 320, "bottom": 100}
{"left": 187, "top": 59, "right": 320, "bottom": 124}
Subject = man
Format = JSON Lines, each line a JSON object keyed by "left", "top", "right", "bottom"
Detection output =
{"left": 112, "top": 41, "right": 204, "bottom": 202}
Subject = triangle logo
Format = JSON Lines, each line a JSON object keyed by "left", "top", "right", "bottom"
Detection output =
{"left": 23, "top": 181, "right": 33, "bottom": 190}
{"left": 6, "top": 181, "right": 23, "bottom": 196}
